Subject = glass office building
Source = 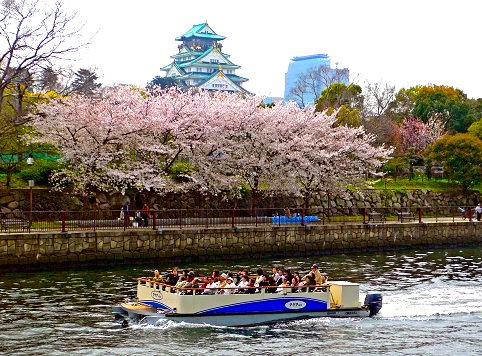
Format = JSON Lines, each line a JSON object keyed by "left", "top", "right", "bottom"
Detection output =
{"left": 284, "top": 54, "right": 349, "bottom": 107}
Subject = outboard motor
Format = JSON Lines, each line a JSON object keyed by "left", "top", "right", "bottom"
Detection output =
{"left": 364, "top": 292, "right": 383, "bottom": 316}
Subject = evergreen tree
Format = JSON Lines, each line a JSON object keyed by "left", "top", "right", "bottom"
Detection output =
{"left": 38, "top": 67, "right": 61, "bottom": 92}
{"left": 147, "top": 76, "right": 177, "bottom": 90}
{"left": 69, "top": 68, "right": 101, "bottom": 95}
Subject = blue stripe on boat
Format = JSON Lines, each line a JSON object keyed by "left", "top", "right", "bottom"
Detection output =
{"left": 140, "top": 300, "right": 173, "bottom": 310}
{"left": 197, "top": 297, "right": 327, "bottom": 315}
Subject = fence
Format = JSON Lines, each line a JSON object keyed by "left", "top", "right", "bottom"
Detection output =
{"left": 0, "top": 206, "right": 479, "bottom": 233}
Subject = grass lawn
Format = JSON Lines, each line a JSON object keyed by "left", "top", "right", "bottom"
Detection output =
{"left": 0, "top": 173, "right": 49, "bottom": 189}
{"left": 1, "top": 172, "right": 481, "bottom": 193}
{"left": 370, "top": 176, "right": 481, "bottom": 193}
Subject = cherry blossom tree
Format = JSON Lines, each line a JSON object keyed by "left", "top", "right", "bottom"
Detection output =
{"left": 33, "top": 86, "right": 174, "bottom": 193}
{"left": 400, "top": 116, "right": 445, "bottom": 154}
{"left": 32, "top": 86, "right": 394, "bottom": 202}
{"left": 277, "top": 110, "right": 393, "bottom": 207}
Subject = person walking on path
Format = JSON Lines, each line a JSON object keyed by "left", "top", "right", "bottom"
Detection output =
{"left": 141, "top": 203, "right": 150, "bottom": 227}
{"left": 121, "top": 202, "right": 130, "bottom": 226}
{"left": 476, "top": 203, "right": 482, "bottom": 221}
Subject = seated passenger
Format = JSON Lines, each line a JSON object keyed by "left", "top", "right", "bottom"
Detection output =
{"left": 150, "top": 269, "right": 163, "bottom": 283}
{"left": 165, "top": 267, "right": 180, "bottom": 286}
{"left": 303, "top": 264, "right": 324, "bottom": 285}
{"left": 237, "top": 275, "right": 250, "bottom": 293}
{"left": 224, "top": 277, "right": 237, "bottom": 294}
{"left": 203, "top": 277, "right": 218, "bottom": 295}
{"left": 217, "top": 273, "right": 228, "bottom": 294}
{"left": 291, "top": 275, "right": 302, "bottom": 292}
{"left": 175, "top": 276, "right": 187, "bottom": 291}
{"left": 276, "top": 276, "right": 290, "bottom": 293}
{"left": 321, "top": 273, "right": 328, "bottom": 284}
{"left": 258, "top": 274, "right": 270, "bottom": 292}
{"left": 254, "top": 268, "right": 264, "bottom": 287}
{"left": 271, "top": 266, "right": 281, "bottom": 283}
{"left": 300, "top": 275, "right": 316, "bottom": 292}
{"left": 246, "top": 278, "right": 256, "bottom": 294}
{"left": 266, "top": 276, "right": 277, "bottom": 293}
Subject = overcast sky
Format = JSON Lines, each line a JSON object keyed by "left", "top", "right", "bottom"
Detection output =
{"left": 66, "top": 0, "right": 481, "bottom": 99}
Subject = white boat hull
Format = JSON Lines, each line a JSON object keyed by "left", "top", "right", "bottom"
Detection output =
{"left": 113, "top": 279, "right": 382, "bottom": 327}
{"left": 114, "top": 303, "right": 371, "bottom": 327}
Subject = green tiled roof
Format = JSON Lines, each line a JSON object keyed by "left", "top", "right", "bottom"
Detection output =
{"left": 226, "top": 74, "right": 248, "bottom": 82}
{"left": 174, "top": 46, "right": 237, "bottom": 69}
{"left": 175, "top": 23, "right": 225, "bottom": 41}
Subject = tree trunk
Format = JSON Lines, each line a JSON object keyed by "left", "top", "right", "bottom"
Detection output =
{"left": 5, "top": 165, "right": 14, "bottom": 188}
{"left": 251, "top": 189, "right": 258, "bottom": 216}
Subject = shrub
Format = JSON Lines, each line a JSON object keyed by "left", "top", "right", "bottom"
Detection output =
{"left": 19, "top": 160, "right": 61, "bottom": 185}
{"left": 168, "top": 161, "right": 195, "bottom": 182}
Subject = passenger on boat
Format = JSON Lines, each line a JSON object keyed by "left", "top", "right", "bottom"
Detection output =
{"left": 254, "top": 268, "right": 264, "bottom": 287}
{"left": 237, "top": 275, "right": 250, "bottom": 293}
{"left": 271, "top": 266, "right": 281, "bottom": 283}
{"left": 165, "top": 267, "right": 180, "bottom": 286}
{"left": 300, "top": 275, "right": 316, "bottom": 291}
{"left": 276, "top": 276, "right": 290, "bottom": 293}
{"left": 203, "top": 276, "right": 218, "bottom": 295}
{"left": 258, "top": 274, "right": 273, "bottom": 292}
{"left": 321, "top": 273, "right": 328, "bottom": 284}
{"left": 175, "top": 276, "right": 187, "bottom": 289}
{"left": 217, "top": 273, "right": 228, "bottom": 293}
{"left": 246, "top": 278, "right": 256, "bottom": 294}
{"left": 303, "top": 264, "right": 324, "bottom": 285}
{"left": 184, "top": 274, "right": 194, "bottom": 287}
{"left": 224, "top": 277, "right": 237, "bottom": 294}
{"left": 282, "top": 269, "right": 293, "bottom": 285}
{"left": 151, "top": 269, "right": 163, "bottom": 283}
{"left": 291, "top": 275, "right": 302, "bottom": 292}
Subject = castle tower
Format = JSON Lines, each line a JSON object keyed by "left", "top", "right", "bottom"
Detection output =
{"left": 161, "top": 23, "right": 249, "bottom": 93}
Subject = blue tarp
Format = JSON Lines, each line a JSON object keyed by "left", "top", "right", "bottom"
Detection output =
{"left": 271, "top": 215, "right": 319, "bottom": 224}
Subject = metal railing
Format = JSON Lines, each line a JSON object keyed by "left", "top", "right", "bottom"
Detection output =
{"left": 0, "top": 206, "right": 479, "bottom": 233}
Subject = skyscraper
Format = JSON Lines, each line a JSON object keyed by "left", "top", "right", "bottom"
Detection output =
{"left": 284, "top": 54, "right": 349, "bottom": 107}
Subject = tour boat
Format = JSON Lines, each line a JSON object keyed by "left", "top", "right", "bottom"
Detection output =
{"left": 113, "top": 277, "right": 382, "bottom": 327}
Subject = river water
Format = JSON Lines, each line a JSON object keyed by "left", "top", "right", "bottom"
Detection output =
{"left": 0, "top": 245, "right": 481, "bottom": 355}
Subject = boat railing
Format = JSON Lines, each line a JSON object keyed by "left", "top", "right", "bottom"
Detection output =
{"left": 137, "top": 277, "right": 330, "bottom": 295}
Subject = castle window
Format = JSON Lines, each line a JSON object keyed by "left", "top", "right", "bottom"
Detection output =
{"left": 210, "top": 59, "right": 219, "bottom": 64}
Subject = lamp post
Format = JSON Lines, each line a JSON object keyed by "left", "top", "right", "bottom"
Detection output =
{"left": 27, "top": 155, "right": 34, "bottom": 228}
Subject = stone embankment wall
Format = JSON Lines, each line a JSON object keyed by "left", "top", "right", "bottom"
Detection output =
{"left": 1, "top": 189, "right": 481, "bottom": 218}
{"left": 1, "top": 223, "right": 480, "bottom": 269}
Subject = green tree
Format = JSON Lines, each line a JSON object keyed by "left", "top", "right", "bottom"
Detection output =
{"left": 315, "top": 83, "right": 363, "bottom": 127}
{"left": 387, "top": 85, "right": 472, "bottom": 132}
{"left": 315, "top": 83, "right": 363, "bottom": 111}
{"left": 426, "top": 133, "right": 482, "bottom": 191}
{"left": 147, "top": 76, "right": 177, "bottom": 90}
{"left": 69, "top": 68, "right": 101, "bottom": 95}
{"left": 332, "top": 105, "right": 361, "bottom": 127}
{"left": 467, "top": 119, "right": 482, "bottom": 140}
{"left": 37, "top": 67, "right": 62, "bottom": 92}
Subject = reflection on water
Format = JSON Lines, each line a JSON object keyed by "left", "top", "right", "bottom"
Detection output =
{"left": 0, "top": 246, "right": 481, "bottom": 355}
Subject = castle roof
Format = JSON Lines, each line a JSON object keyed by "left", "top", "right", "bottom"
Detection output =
{"left": 175, "top": 23, "right": 225, "bottom": 41}
{"left": 197, "top": 71, "right": 250, "bottom": 94}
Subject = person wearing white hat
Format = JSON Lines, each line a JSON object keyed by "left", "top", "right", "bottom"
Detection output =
{"left": 224, "top": 277, "right": 237, "bottom": 294}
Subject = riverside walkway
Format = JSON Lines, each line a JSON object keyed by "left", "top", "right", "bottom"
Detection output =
{"left": 0, "top": 206, "right": 479, "bottom": 234}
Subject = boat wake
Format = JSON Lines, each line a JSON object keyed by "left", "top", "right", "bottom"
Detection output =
{"left": 132, "top": 318, "right": 229, "bottom": 330}
{"left": 379, "top": 279, "right": 482, "bottom": 319}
